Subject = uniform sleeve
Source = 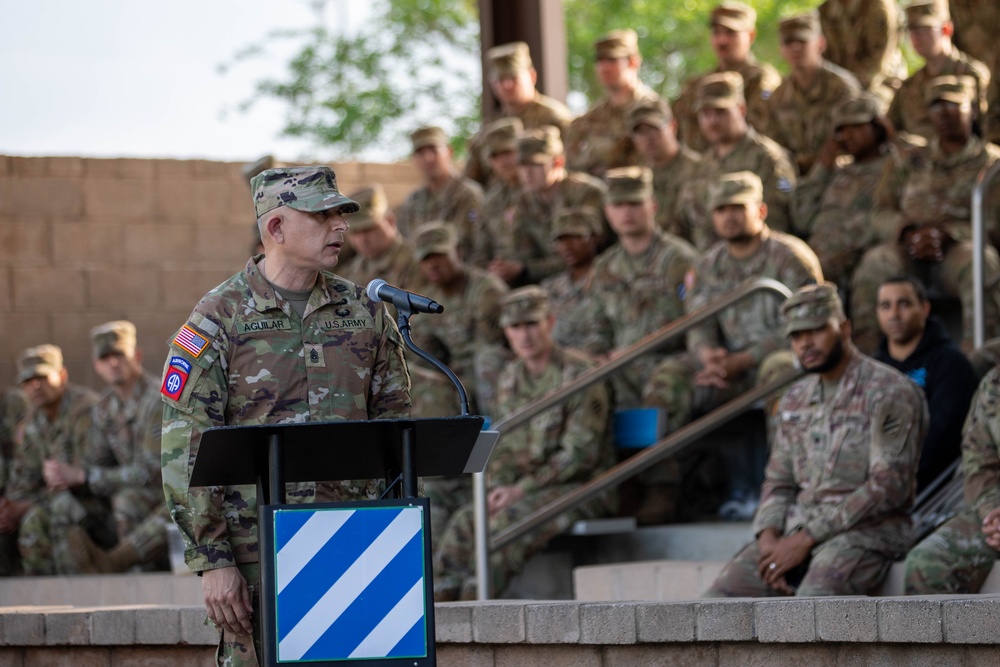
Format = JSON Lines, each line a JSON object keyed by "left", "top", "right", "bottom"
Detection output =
{"left": 871, "top": 150, "right": 907, "bottom": 242}
{"left": 759, "top": 152, "right": 798, "bottom": 235}
{"left": 685, "top": 257, "right": 722, "bottom": 354}
{"left": 161, "top": 332, "right": 234, "bottom": 573}
{"left": 517, "top": 377, "right": 611, "bottom": 495}
{"left": 368, "top": 303, "right": 413, "bottom": 420}
{"left": 791, "top": 162, "right": 834, "bottom": 237}
{"left": 474, "top": 276, "right": 509, "bottom": 348}
{"left": 6, "top": 429, "right": 46, "bottom": 503}
{"left": 752, "top": 394, "right": 799, "bottom": 535}
{"left": 961, "top": 369, "right": 1000, "bottom": 522}
{"left": 86, "top": 393, "right": 163, "bottom": 497}
{"left": 803, "top": 386, "right": 926, "bottom": 543}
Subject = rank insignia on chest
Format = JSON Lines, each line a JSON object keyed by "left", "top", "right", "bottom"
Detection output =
{"left": 305, "top": 343, "right": 326, "bottom": 368}
{"left": 161, "top": 356, "right": 192, "bottom": 400}
{"left": 173, "top": 325, "right": 210, "bottom": 358}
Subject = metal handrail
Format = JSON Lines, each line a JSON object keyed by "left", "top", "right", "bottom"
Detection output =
{"left": 474, "top": 277, "right": 795, "bottom": 599}
{"left": 972, "top": 160, "right": 1000, "bottom": 349}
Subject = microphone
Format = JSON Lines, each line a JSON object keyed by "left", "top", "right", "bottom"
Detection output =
{"left": 366, "top": 278, "right": 444, "bottom": 315}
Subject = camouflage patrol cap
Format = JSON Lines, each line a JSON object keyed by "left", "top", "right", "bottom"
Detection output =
{"left": 414, "top": 222, "right": 458, "bottom": 260}
{"left": 779, "top": 12, "right": 821, "bottom": 42}
{"left": 832, "top": 94, "right": 881, "bottom": 129}
{"left": 551, "top": 206, "right": 602, "bottom": 240}
{"left": 605, "top": 166, "right": 654, "bottom": 204}
{"left": 518, "top": 126, "right": 563, "bottom": 164}
{"left": 595, "top": 29, "right": 639, "bottom": 59}
{"left": 925, "top": 75, "right": 976, "bottom": 106}
{"left": 782, "top": 282, "right": 846, "bottom": 337}
{"left": 345, "top": 184, "right": 389, "bottom": 231}
{"left": 482, "top": 117, "right": 524, "bottom": 160}
{"left": 500, "top": 285, "right": 551, "bottom": 327}
{"left": 696, "top": 71, "right": 746, "bottom": 111}
{"left": 628, "top": 98, "right": 674, "bottom": 132}
{"left": 711, "top": 2, "right": 757, "bottom": 32}
{"left": 708, "top": 171, "right": 764, "bottom": 210}
{"left": 90, "top": 320, "right": 137, "bottom": 359}
{"left": 488, "top": 41, "right": 533, "bottom": 76}
{"left": 410, "top": 126, "right": 449, "bottom": 152}
{"left": 251, "top": 166, "right": 359, "bottom": 218}
{"left": 17, "top": 344, "right": 64, "bottom": 384}
{"left": 905, "top": 1, "right": 949, "bottom": 28}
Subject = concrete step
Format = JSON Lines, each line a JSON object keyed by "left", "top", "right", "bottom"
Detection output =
{"left": 0, "top": 572, "right": 201, "bottom": 607}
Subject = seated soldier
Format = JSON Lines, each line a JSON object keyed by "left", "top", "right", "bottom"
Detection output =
{"left": 905, "top": 365, "right": 1000, "bottom": 594}
{"left": 432, "top": 287, "right": 614, "bottom": 600}
{"left": 791, "top": 94, "right": 897, "bottom": 289}
{"left": 0, "top": 388, "right": 27, "bottom": 574}
{"left": 471, "top": 117, "right": 525, "bottom": 268}
{"left": 339, "top": 184, "right": 421, "bottom": 295}
{"left": 850, "top": 76, "right": 1000, "bottom": 353}
{"left": 705, "top": 284, "right": 927, "bottom": 597}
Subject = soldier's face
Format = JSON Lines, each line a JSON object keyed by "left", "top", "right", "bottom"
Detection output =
{"left": 908, "top": 25, "right": 946, "bottom": 59}
{"left": 412, "top": 145, "right": 451, "bottom": 181}
{"left": 489, "top": 149, "right": 520, "bottom": 183}
{"left": 275, "top": 206, "right": 349, "bottom": 272}
{"left": 93, "top": 351, "right": 141, "bottom": 388}
{"left": 419, "top": 253, "right": 460, "bottom": 287}
{"left": 349, "top": 217, "right": 395, "bottom": 259}
{"left": 595, "top": 56, "right": 632, "bottom": 89}
{"left": 490, "top": 70, "right": 536, "bottom": 106}
{"left": 517, "top": 160, "right": 553, "bottom": 192}
{"left": 711, "top": 25, "right": 753, "bottom": 65}
{"left": 876, "top": 282, "right": 930, "bottom": 347}
{"left": 929, "top": 99, "right": 973, "bottom": 142}
{"left": 780, "top": 37, "right": 823, "bottom": 70}
{"left": 698, "top": 105, "right": 744, "bottom": 144}
{"left": 631, "top": 122, "right": 676, "bottom": 160}
{"left": 711, "top": 202, "right": 764, "bottom": 242}
{"left": 20, "top": 371, "right": 67, "bottom": 410}
{"left": 554, "top": 233, "right": 597, "bottom": 269}
{"left": 604, "top": 199, "right": 655, "bottom": 237}
{"left": 504, "top": 316, "right": 555, "bottom": 363}
{"left": 790, "top": 320, "right": 848, "bottom": 374}
{"left": 834, "top": 122, "right": 878, "bottom": 158}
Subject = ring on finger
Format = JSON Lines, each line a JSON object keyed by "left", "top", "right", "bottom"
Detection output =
{"left": 768, "top": 562, "right": 777, "bottom": 570}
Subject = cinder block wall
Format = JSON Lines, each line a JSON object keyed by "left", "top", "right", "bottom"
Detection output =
{"left": 0, "top": 156, "right": 421, "bottom": 390}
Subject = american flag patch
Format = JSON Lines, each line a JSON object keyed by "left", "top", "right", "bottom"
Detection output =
{"left": 173, "top": 325, "right": 210, "bottom": 358}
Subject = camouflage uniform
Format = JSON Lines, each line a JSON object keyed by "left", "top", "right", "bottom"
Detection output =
{"left": 394, "top": 175, "right": 484, "bottom": 259}
{"left": 818, "top": 0, "right": 906, "bottom": 101}
{"left": 586, "top": 230, "right": 699, "bottom": 408}
{"left": 540, "top": 267, "right": 595, "bottom": 352}
{"left": 904, "top": 367, "right": 1000, "bottom": 593}
{"left": 764, "top": 60, "right": 862, "bottom": 175}
{"left": 649, "top": 146, "right": 703, "bottom": 238}
{"left": 850, "top": 133, "right": 1000, "bottom": 351}
{"left": 472, "top": 177, "right": 523, "bottom": 268}
{"left": 433, "top": 342, "right": 614, "bottom": 600}
{"left": 943, "top": 0, "right": 999, "bottom": 82}
{"left": 675, "top": 127, "right": 798, "bottom": 250}
{"left": 0, "top": 389, "right": 27, "bottom": 575}
{"left": 705, "top": 347, "right": 928, "bottom": 597}
{"left": 672, "top": 57, "right": 782, "bottom": 154}
{"left": 986, "top": 53, "right": 1000, "bottom": 146}
{"left": 566, "top": 84, "right": 662, "bottom": 177}
{"left": 8, "top": 383, "right": 112, "bottom": 575}
{"left": 162, "top": 167, "right": 411, "bottom": 666}
{"left": 338, "top": 235, "right": 421, "bottom": 294}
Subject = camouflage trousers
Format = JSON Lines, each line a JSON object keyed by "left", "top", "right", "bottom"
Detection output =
{"left": 703, "top": 531, "right": 894, "bottom": 597}
{"left": 211, "top": 561, "right": 262, "bottom": 667}
{"left": 19, "top": 491, "right": 116, "bottom": 575}
{"left": 432, "top": 483, "right": 612, "bottom": 600}
{"left": 409, "top": 345, "right": 511, "bottom": 420}
{"left": 113, "top": 487, "right": 163, "bottom": 542}
{"left": 850, "top": 241, "right": 1000, "bottom": 353}
{"left": 904, "top": 508, "right": 999, "bottom": 594}
{"left": 124, "top": 503, "right": 170, "bottom": 564}
{"left": 423, "top": 475, "right": 472, "bottom": 544}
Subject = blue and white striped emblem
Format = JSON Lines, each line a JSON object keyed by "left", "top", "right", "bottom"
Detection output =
{"left": 273, "top": 505, "right": 427, "bottom": 662}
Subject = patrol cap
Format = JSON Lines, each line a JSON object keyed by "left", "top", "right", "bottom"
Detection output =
{"left": 708, "top": 171, "right": 763, "bottom": 210}
{"left": 17, "top": 344, "right": 64, "bottom": 384}
{"left": 628, "top": 98, "right": 674, "bottom": 132}
{"left": 782, "top": 282, "right": 845, "bottom": 337}
{"left": 905, "top": 1, "right": 949, "bottom": 28}
{"left": 551, "top": 206, "right": 602, "bottom": 240}
{"left": 711, "top": 2, "right": 757, "bottom": 32}
{"left": 500, "top": 285, "right": 551, "bottom": 327}
{"left": 410, "top": 126, "right": 449, "bottom": 152}
{"left": 832, "top": 94, "right": 881, "bottom": 129}
{"left": 696, "top": 71, "right": 745, "bottom": 111}
{"left": 779, "top": 12, "right": 821, "bottom": 42}
{"left": 925, "top": 75, "right": 976, "bottom": 106}
{"left": 251, "top": 166, "right": 359, "bottom": 219}
{"left": 91, "top": 320, "right": 137, "bottom": 359}
{"left": 595, "top": 29, "right": 639, "bottom": 59}
{"left": 518, "top": 126, "right": 563, "bottom": 164}
{"left": 345, "top": 184, "right": 389, "bottom": 232}
{"left": 605, "top": 166, "right": 654, "bottom": 204}
{"left": 482, "top": 117, "right": 524, "bottom": 160}
{"left": 488, "top": 41, "right": 533, "bottom": 76}
{"left": 414, "top": 222, "right": 458, "bottom": 260}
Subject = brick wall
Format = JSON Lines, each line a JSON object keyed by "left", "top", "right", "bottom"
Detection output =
{"left": 0, "top": 156, "right": 421, "bottom": 390}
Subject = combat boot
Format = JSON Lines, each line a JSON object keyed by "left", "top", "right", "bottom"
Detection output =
{"left": 68, "top": 526, "right": 140, "bottom": 574}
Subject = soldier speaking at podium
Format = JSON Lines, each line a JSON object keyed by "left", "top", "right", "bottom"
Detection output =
{"left": 160, "top": 166, "right": 412, "bottom": 667}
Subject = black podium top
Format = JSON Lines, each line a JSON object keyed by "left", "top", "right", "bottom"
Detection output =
{"left": 189, "top": 416, "right": 487, "bottom": 488}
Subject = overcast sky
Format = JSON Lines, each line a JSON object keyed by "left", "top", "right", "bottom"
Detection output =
{"left": 1, "top": 1, "right": 370, "bottom": 163}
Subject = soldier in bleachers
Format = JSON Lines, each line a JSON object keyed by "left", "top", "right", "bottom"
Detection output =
{"left": 671, "top": 1, "right": 781, "bottom": 153}
{"left": 850, "top": 76, "right": 1000, "bottom": 354}
{"left": 986, "top": 52, "right": 1000, "bottom": 145}
{"left": 464, "top": 41, "right": 573, "bottom": 187}
{"left": 887, "top": 1, "right": 990, "bottom": 144}
{"left": 0, "top": 389, "right": 27, "bottom": 574}
{"left": 791, "top": 94, "right": 897, "bottom": 290}
{"left": 470, "top": 118, "right": 525, "bottom": 268}
{"left": 488, "top": 126, "right": 608, "bottom": 287}
{"left": 675, "top": 72, "right": 798, "bottom": 251}
{"left": 763, "top": 12, "right": 863, "bottom": 175}
{"left": 628, "top": 99, "right": 702, "bottom": 240}
{"left": 565, "top": 29, "right": 662, "bottom": 177}
{"left": 947, "top": 0, "right": 999, "bottom": 73}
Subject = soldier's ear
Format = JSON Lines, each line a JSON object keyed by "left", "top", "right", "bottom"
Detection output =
{"left": 264, "top": 212, "right": 285, "bottom": 244}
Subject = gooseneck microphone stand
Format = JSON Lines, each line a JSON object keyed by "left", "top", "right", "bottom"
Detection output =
{"left": 396, "top": 307, "right": 470, "bottom": 417}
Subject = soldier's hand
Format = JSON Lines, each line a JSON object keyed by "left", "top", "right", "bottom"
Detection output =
{"left": 42, "top": 459, "right": 85, "bottom": 492}
{"left": 0, "top": 498, "right": 30, "bottom": 534}
{"left": 487, "top": 485, "right": 525, "bottom": 518}
{"left": 817, "top": 136, "right": 843, "bottom": 170}
{"left": 904, "top": 225, "right": 951, "bottom": 262}
{"left": 758, "top": 529, "right": 814, "bottom": 589}
{"left": 488, "top": 259, "right": 526, "bottom": 286}
{"left": 982, "top": 507, "right": 1000, "bottom": 551}
{"left": 203, "top": 566, "right": 254, "bottom": 637}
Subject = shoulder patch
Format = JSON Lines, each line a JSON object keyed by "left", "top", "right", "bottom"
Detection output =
{"left": 172, "top": 324, "right": 210, "bottom": 358}
{"left": 161, "top": 356, "right": 191, "bottom": 400}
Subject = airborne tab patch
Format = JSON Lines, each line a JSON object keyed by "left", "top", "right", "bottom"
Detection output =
{"left": 173, "top": 325, "right": 210, "bottom": 358}
{"left": 161, "top": 356, "right": 192, "bottom": 400}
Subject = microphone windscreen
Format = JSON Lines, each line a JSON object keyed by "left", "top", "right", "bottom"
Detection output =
{"left": 366, "top": 278, "right": 387, "bottom": 302}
